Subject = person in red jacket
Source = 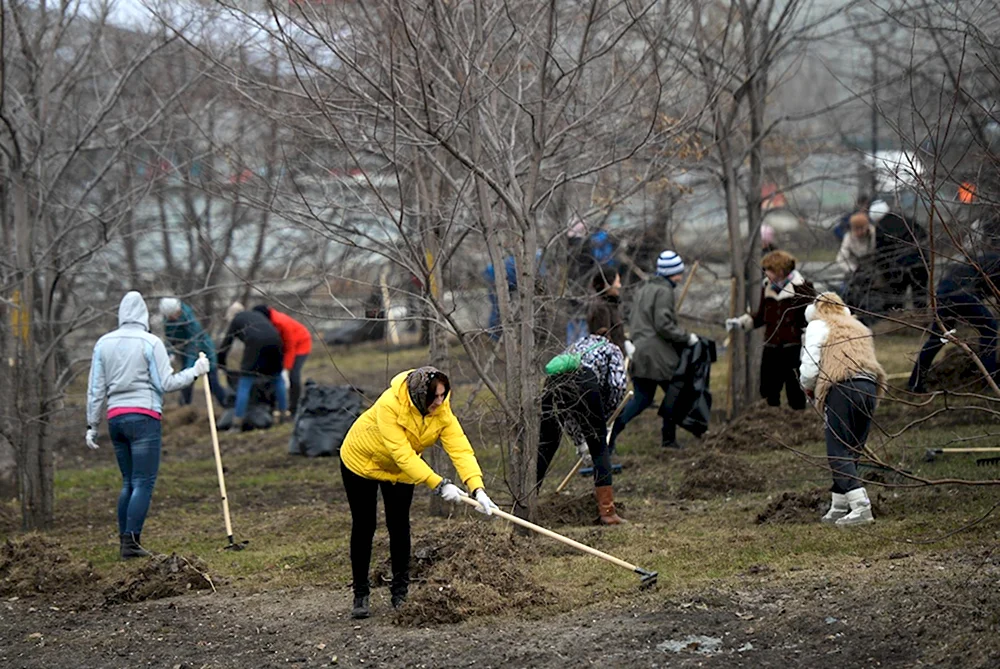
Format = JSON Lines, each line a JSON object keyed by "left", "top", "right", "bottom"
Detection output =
{"left": 725, "top": 250, "right": 816, "bottom": 410}
{"left": 253, "top": 305, "right": 313, "bottom": 415}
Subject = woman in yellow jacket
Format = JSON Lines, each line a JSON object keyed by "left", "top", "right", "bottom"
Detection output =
{"left": 339, "top": 366, "right": 497, "bottom": 619}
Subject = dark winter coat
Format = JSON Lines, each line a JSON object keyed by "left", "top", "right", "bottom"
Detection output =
{"left": 875, "top": 213, "right": 927, "bottom": 268}
{"left": 629, "top": 275, "right": 690, "bottom": 381}
{"left": 218, "top": 310, "right": 284, "bottom": 377}
{"left": 662, "top": 337, "right": 716, "bottom": 438}
{"left": 746, "top": 270, "right": 816, "bottom": 348}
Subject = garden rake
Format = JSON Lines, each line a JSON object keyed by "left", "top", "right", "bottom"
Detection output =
{"left": 458, "top": 495, "right": 657, "bottom": 588}
{"left": 201, "top": 353, "right": 248, "bottom": 551}
{"left": 924, "top": 447, "right": 1000, "bottom": 466}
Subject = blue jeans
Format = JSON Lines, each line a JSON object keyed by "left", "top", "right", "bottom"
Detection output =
{"left": 609, "top": 377, "right": 675, "bottom": 450}
{"left": 109, "top": 414, "right": 162, "bottom": 536}
{"left": 234, "top": 374, "right": 288, "bottom": 420}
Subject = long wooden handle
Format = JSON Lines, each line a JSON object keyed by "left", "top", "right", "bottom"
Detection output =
{"left": 555, "top": 458, "right": 586, "bottom": 493}
{"left": 675, "top": 259, "right": 699, "bottom": 310}
{"left": 202, "top": 353, "right": 234, "bottom": 540}
{"left": 555, "top": 388, "right": 634, "bottom": 493}
{"left": 457, "top": 496, "right": 641, "bottom": 573}
{"left": 726, "top": 277, "right": 738, "bottom": 420}
{"left": 934, "top": 448, "right": 1000, "bottom": 454}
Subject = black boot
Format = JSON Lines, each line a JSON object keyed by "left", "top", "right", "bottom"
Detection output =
{"left": 120, "top": 532, "right": 152, "bottom": 560}
{"left": 390, "top": 573, "right": 409, "bottom": 609}
{"left": 351, "top": 595, "right": 371, "bottom": 619}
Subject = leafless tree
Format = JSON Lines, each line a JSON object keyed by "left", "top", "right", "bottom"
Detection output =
{"left": 186, "top": 0, "right": 701, "bottom": 520}
{"left": 0, "top": 1, "right": 206, "bottom": 528}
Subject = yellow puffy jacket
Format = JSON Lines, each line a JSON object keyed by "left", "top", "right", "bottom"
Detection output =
{"left": 340, "top": 370, "right": 485, "bottom": 491}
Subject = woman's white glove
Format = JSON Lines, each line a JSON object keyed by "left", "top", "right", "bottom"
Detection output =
{"left": 281, "top": 369, "right": 291, "bottom": 389}
{"left": 85, "top": 428, "right": 100, "bottom": 450}
{"left": 725, "top": 318, "right": 743, "bottom": 331}
{"left": 193, "top": 354, "right": 211, "bottom": 377}
{"left": 473, "top": 488, "right": 497, "bottom": 516}
{"left": 623, "top": 340, "right": 636, "bottom": 359}
{"left": 575, "top": 440, "right": 593, "bottom": 466}
{"left": 687, "top": 332, "right": 699, "bottom": 346}
{"left": 436, "top": 479, "right": 463, "bottom": 503}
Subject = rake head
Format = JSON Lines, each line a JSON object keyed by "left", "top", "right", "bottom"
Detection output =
{"left": 977, "top": 457, "right": 1000, "bottom": 467}
{"left": 224, "top": 538, "right": 249, "bottom": 551}
{"left": 636, "top": 568, "right": 658, "bottom": 589}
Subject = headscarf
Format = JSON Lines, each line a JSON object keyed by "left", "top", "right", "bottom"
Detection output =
{"left": 406, "top": 366, "right": 450, "bottom": 416}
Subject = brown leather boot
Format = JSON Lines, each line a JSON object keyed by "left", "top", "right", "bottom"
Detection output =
{"left": 595, "top": 485, "right": 625, "bottom": 525}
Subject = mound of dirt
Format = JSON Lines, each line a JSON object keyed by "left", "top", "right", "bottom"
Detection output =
{"left": 388, "top": 524, "right": 554, "bottom": 626}
{"left": 535, "top": 492, "right": 627, "bottom": 526}
{"left": 703, "top": 402, "right": 823, "bottom": 453}
{"left": 756, "top": 486, "right": 889, "bottom": 524}
{"left": 924, "top": 348, "right": 991, "bottom": 393}
{"left": 756, "top": 489, "right": 828, "bottom": 525}
{"left": 676, "top": 451, "right": 767, "bottom": 500}
{"left": 161, "top": 406, "right": 201, "bottom": 430}
{"left": 0, "top": 534, "right": 99, "bottom": 597}
{"left": 103, "top": 554, "right": 219, "bottom": 605}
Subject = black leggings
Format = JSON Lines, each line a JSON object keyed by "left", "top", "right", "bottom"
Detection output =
{"left": 340, "top": 461, "right": 415, "bottom": 598}
{"left": 536, "top": 368, "right": 614, "bottom": 487}
{"left": 760, "top": 345, "right": 806, "bottom": 410}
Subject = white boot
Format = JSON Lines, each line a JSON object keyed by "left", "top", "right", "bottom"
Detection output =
{"left": 835, "top": 487, "right": 874, "bottom": 527}
{"left": 820, "top": 492, "right": 849, "bottom": 524}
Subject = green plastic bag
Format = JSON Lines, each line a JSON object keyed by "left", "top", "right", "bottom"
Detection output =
{"left": 544, "top": 341, "right": 602, "bottom": 376}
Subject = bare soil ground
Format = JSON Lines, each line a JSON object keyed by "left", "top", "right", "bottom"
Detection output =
{"left": 1, "top": 542, "right": 998, "bottom": 668}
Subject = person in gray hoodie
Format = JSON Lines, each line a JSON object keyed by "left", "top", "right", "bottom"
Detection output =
{"left": 87, "top": 291, "right": 210, "bottom": 559}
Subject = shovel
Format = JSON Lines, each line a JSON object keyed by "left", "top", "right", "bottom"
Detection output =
{"left": 457, "top": 495, "right": 657, "bottom": 588}
{"left": 201, "top": 353, "right": 248, "bottom": 551}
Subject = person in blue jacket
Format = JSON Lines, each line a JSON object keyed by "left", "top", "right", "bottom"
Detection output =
{"left": 484, "top": 256, "right": 518, "bottom": 341}
{"left": 159, "top": 298, "right": 228, "bottom": 407}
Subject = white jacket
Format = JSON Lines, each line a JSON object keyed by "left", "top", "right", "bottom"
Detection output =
{"left": 86, "top": 292, "right": 199, "bottom": 428}
{"left": 798, "top": 311, "right": 827, "bottom": 392}
{"left": 836, "top": 226, "right": 876, "bottom": 274}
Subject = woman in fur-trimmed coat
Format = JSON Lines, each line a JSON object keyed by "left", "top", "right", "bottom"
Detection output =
{"left": 726, "top": 250, "right": 816, "bottom": 409}
{"left": 799, "top": 292, "right": 886, "bottom": 528}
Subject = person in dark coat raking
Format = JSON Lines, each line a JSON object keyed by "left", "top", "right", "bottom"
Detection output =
{"left": 907, "top": 254, "right": 1000, "bottom": 393}
{"left": 218, "top": 302, "right": 288, "bottom": 431}
{"left": 726, "top": 250, "right": 816, "bottom": 409}
{"left": 609, "top": 250, "right": 701, "bottom": 450}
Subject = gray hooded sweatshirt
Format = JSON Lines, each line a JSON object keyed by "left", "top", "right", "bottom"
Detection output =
{"left": 87, "top": 291, "right": 199, "bottom": 428}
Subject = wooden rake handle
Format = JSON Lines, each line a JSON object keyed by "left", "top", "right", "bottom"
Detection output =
{"left": 201, "top": 353, "right": 235, "bottom": 542}
{"left": 456, "top": 495, "right": 653, "bottom": 582}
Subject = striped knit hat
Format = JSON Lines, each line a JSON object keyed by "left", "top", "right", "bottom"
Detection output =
{"left": 656, "top": 250, "right": 685, "bottom": 277}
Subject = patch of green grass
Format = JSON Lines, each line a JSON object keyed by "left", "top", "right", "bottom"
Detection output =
{"left": 10, "top": 337, "right": 1000, "bottom": 619}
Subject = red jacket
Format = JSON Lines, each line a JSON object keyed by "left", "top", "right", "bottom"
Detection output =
{"left": 269, "top": 309, "right": 312, "bottom": 370}
{"left": 746, "top": 270, "right": 816, "bottom": 347}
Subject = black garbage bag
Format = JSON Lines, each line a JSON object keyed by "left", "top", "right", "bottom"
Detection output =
{"left": 219, "top": 369, "right": 276, "bottom": 431}
{"left": 289, "top": 382, "right": 364, "bottom": 457}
